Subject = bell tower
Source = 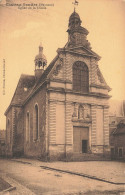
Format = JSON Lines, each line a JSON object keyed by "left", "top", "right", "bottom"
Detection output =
{"left": 67, "top": 10, "right": 91, "bottom": 49}
{"left": 34, "top": 43, "right": 47, "bottom": 80}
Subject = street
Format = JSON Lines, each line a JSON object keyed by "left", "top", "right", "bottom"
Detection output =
{"left": 0, "top": 158, "right": 125, "bottom": 195}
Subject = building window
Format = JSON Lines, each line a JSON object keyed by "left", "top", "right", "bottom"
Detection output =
{"left": 7, "top": 118, "right": 10, "bottom": 144}
{"left": 34, "top": 104, "right": 39, "bottom": 141}
{"left": 26, "top": 112, "right": 30, "bottom": 142}
{"left": 7, "top": 119, "right": 10, "bottom": 128}
{"left": 111, "top": 147, "right": 115, "bottom": 160}
{"left": 111, "top": 121, "right": 116, "bottom": 125}
{"left": 73, "top": 61, "right": 89, "bottom": 93}
{"left": 118, "top": 148, "right": 123, "bottom": 158}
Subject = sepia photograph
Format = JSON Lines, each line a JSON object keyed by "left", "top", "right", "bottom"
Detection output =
{"left": 0, "top": 0, "right": 125, "bottom": 194}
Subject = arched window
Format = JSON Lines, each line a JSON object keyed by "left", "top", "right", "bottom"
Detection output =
{"left": 7, "top": 118, "right": 10, "bottom": 128}
{"left": 7, "top": 119, "right": 10, "bottom": 144}
{"left": 73, "top": 61, "right": 89, "bottom": 93}
{"left": 34, "top": 104, "right": 39, "bottom": 141}
{"left": 26, "top": 112, "right": 30, "bottom": 142}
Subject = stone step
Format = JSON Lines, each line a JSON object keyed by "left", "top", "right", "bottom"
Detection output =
{"left": 72, "top": 153, "right": 109, "bottom": 161}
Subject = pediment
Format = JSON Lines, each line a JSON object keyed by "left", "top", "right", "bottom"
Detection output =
{"left": 67, "top": 46, "right": 100, "bottom": 59}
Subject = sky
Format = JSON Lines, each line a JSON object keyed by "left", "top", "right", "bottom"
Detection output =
{"left": 0, "top": 0, "right": 125, "bottom": 129}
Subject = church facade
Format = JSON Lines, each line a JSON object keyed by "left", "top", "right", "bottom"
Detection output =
{"left": 5, "top": 11, "right": 111, "bottom": 160}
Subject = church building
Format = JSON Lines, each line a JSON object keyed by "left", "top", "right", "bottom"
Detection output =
{"left": 5, "top": 10, "right": 111, "bottom": 160}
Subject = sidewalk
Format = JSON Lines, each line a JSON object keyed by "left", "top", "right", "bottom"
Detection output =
{"left": 0, "top": 177, "right": 16, "bottom": 194}
{"left": 0, "top": 173, "right": 36, "bottom": 195}
{"left": 12, "top": 158, "right": 125, "bottom": 184}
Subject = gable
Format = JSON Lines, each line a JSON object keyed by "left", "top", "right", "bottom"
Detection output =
{"left": 48, "top": 48, "right": 109, "bottom": 90}
{"left": 60, "top": 45, "right": 101, "bottom": 60}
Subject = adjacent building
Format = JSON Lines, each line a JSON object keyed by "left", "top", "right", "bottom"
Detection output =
{"left": 109, "top": 100, "right": 125, "bottom": 160}
{"left": 109, "top": 99, "right": 125, "bottom": 129}
{"left": 0, "top": 129, "right": 6, "bottom": 156}
{"left": 110, "top": 120, "right": 125, "bottom": 160}
{"left": 5, "top": 10, "right": 111, "bottom": 160}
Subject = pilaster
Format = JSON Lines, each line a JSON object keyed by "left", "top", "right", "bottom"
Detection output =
{"left": 91, "top": 105, "right": 96, "bottom": 145}
{"left": 103, "top": 107, "right": 109, "bottom": 146}
{"left": 65, "top": 102, "right": 72, "bottom": 145}
{"left": 49, "top": 101, "right": 56, "bottom": 145}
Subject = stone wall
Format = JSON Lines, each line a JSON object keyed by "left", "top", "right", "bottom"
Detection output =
{"left": 13, "top": 108, "right": 24, "bottom": 157}
{"left": 0, "top": 130, "right": 6, "bottom": 157}
{"left": 112, "top": 134, "right": 125, "bottom": 160}
{"left": 23, "top": 85, "right": 47, "bottom": 158}
{"left": 48, "top": 90, "right": 110, "bottom": 160}
{"left": 5, "top": 108, "right": 13, "bottom": 157}
{"left": 47, "top": 51, "right": 110, "bottom": 160}
{"left": 6, "top": 106, "right": 24, "bottom": 157}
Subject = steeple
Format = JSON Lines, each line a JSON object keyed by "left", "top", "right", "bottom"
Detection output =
{"left": 68, "top": 9, "right": 82, "bottom": 30}
{"left": 34, "top": 43, "right": 47, "bottom": 80}
{"left": 67, "top": 10, "right": 91, "bottom": 49}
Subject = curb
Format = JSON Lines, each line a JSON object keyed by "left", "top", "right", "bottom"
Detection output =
{"left": 11, "top": 159, "right": 31, "bottom": 165}
{"left": 40, "top": 166, "right": 125, "bottom": 186}
{"left": 11, "top": 159, "right": 125, "bottom": 186}
{"left": 0, "top": 186, "right": 16, "bottom": 194}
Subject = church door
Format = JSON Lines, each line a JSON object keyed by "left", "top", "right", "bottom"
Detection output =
{"left": 82, "top": 140, "right": 88, "bottom": 153}
{"left": 73, "top": 127, "right": 89, "bottom": 153}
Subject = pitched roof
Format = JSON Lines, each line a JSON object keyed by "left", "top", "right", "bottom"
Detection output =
{"left": 113, "top": 127, "right": 125, "bottom": 135}
{"left": 5, "top": 74, "right": 35, "bottom": 114}
{"left": 11, "top": 74, "right": 35, "bottom": 105}
{"left": 23, "top": 55, "right": 58, "bottom": 104}
{"left": 5, "top": 55, "right": 58, "bottom": 114}
{"left": 112, "top": 120, "right": 125, "bottom": 135}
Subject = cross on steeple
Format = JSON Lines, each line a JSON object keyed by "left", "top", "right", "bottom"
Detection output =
{"left": 72, "top": 0, "right": 79, "bottom": 12}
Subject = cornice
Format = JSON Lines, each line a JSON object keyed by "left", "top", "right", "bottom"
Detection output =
{"left": 47, "top": 87, "right": 111, "bottom": 99}
{"left": 90, "top": 83, "right": 111, "bottom": 91}
{"left": 57, "top": 48, "right": 99, "bottom": 60}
